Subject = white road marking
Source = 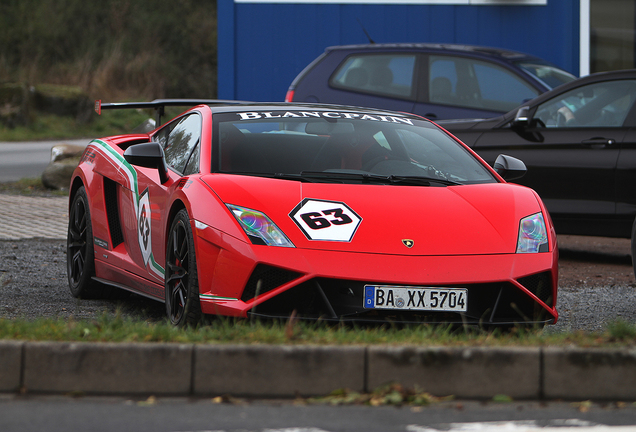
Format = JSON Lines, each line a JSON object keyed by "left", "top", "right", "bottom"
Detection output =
{"left": 407, "top": 419, "right": 636, "bottom": 431}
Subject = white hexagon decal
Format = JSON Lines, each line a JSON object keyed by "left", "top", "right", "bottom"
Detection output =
{"left": 290, "top": 198, "right": 362, "bottom": 242}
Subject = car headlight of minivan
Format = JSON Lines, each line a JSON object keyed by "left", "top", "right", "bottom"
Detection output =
{"left": 227, "top": 204, "right": 294, "bottom": 247}
{"left": 516, "top": 212, "right": 548, "bottom": 253}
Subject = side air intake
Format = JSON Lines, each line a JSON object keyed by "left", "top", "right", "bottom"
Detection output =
{"left": 103, "top": 177, "right": 124, "bottom": 248}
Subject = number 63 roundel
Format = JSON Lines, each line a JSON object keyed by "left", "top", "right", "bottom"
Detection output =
{"left": 289, "top": 198, "right": 362, "bottom": 242}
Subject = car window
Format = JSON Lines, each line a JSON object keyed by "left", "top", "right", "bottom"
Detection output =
{"left": 330, "top": 54, "right": 416, "bottom": 99}
{"left": 429, "top": 56, "right": 539, "bottom": 113}
{"left": 183, "top": 141, "right": 200, "bottom": 176}
{"left": 153, "top": 121, "right": 174, "bottom": 149}
{"left": 214, "top": 111, "right": 496, "bottom": 185}
{"left": 534, "top": 80, "right": 636, "bottom": 128}
{"left": 162, "top": 113, "right": 202, "bottom": 174}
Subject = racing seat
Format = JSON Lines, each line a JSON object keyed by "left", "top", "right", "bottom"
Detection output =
{"left": 219, "top": 124, "right": 271, "bottom": 173}
{"left": 310, "top": 132, "right": 387, "bottom": 171}
{"left": 310, "top": 133, "right": 360, "bottom": 171}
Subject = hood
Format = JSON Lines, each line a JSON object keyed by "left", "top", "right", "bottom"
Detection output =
{"left": 202, "top": 174, "right": 542, "bottom": 256}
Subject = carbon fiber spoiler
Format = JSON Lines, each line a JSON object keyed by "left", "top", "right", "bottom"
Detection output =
{"left": 94, "top": 98, "right": 248, "bottom": 126}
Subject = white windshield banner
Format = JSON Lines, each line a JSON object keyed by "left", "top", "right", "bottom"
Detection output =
{"left": 236, "top": 111, "right": 414, "bottom": 125}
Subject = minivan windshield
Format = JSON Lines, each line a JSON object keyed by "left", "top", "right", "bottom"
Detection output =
{"left": 516, "top": 61, "right": 577, "bottom": 89}
{"left": 213, "top": 110, "right": 497, "bottom": 185}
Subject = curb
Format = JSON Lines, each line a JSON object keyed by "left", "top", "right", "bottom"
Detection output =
{"left": 1, "top": 341, "right": 635, "bottom": 400}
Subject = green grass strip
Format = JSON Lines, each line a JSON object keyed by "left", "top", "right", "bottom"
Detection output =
{"left": 1, "top": 313, "right": 636, "bottom": 347}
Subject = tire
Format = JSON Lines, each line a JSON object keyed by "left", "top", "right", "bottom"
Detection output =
{"left": 631, "top": 217, "right": 636, "bottom": 280}
{"left": 165, "top": 209, "right": 203, "bottom": 326}
{"left": 67, "top": 186, "right": 101, "bottom": 298}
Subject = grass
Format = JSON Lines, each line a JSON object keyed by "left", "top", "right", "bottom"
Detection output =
{"left": 1, "top": 313, "right": 636, "bottom": 347}
{"left": 0, "top": 177, "right": 67, "bottom": 196}
{"left": 0, "top": 109, "right": 153, "bottom": 142}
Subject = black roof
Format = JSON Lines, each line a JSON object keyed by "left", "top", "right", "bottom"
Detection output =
{"left": 324, "top": 43, "right": 543, "bottom": 61}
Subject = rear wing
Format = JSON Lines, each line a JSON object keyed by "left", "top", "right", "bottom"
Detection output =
{"left": 94, "top": 99, "right": 248, "bottom": 127}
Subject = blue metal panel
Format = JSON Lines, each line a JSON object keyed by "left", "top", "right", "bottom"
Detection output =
{"left": 217, "top": 0, "right": 580, "bottom": 101}
{"left": 217, "top": 0, "right": 236, "bottom": 99}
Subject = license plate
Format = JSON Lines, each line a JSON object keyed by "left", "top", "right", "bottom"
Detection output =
{"left": 364, "top": 285, "right": 467, "bottom": 312}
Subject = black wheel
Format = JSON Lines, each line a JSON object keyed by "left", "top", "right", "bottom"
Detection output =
{"left": 631, "top": 217, "right": 636, "bottom": 280}
{"left": 165, "top": 209, "right": 203, "bottom": 326}
{"left": 67, "top": 186, "right": 100, "bottom": 298}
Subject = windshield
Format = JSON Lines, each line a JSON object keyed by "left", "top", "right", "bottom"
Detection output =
{"left": 213, "top": 110, "right": 497, "bottom": 185}
{"left": 516, "top": 62, "right": 576, "bottom": 89}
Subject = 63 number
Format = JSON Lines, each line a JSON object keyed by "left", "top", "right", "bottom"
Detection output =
{"left": 300, "top": 208, "right": 353, "bottom": 230}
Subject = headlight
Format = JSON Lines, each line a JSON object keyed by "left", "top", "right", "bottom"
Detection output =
{"left": 227, "top": 204, "right": 294, "bottom": 247}
{"left": 516, "top": 212, "right": 548, "bottom": 253}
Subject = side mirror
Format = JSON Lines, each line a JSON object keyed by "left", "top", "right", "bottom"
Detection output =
{"left": 124, "top": 142, "right": 170, "bottom": 184}
{"left": 494, "top": 154, "right": 526, "bottom": 181}
{"left": 511, "top": 106, "right": 530, "bottom": 129}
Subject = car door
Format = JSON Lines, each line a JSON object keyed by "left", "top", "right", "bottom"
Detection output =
{"left": 616, "top": 114, "right": 636, "bottom": 231}
{"left": 125, "top": 112, "right": 203, "bottom": 284}
{"left": 414, "top": 54, "right": 542, "bottom": 121}
{"left": 469, "top": 79, "right": 636, "bottom": 237}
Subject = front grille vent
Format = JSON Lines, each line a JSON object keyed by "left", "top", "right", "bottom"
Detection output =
{"left": 517, "top": 272, "right": 553, "bottom": 307}
{"left": 241, "top": 264, "right": 302, "bottom": 302}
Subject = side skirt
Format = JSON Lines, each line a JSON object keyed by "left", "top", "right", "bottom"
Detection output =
{"left": 94, "top": 260, "right": 165, "bottom": 302}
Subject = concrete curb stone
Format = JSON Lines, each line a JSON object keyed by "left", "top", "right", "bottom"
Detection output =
{"left": 3, "top": 340, "right": 636, "bottom": 399}
{"left": 543, "top": 346, "right": 636, "bottom": 400}
{"left": 22, "top": 341, "right": 193, "bottom": 395}
{"left": 194, "top": 344, "right": 365, "bottom": 397}
{"left": 367, "top": 346, "right": 541, "bottom": 399}
{"left": 0, "top": 341, "right": 23, "bottom": 392}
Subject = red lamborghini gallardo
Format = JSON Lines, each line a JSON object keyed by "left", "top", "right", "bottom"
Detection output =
{"left": 67, "top": 100, "right": 558, "bottom": 326}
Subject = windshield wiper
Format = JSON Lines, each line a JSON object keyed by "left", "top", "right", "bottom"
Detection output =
{"left": 299, "top": 171, "right": 391, "bottom": 184}
{"left": 299, "top": 171, "right": 462, "bottom": 186}
{"left": 225, "top": 171, "right": 462, "bottom": 186}
{"left": 226, "top": 172, "right": 315, "bottom": 182}
{"left": 387, "top": 175, "right": 462, "bottom": 186}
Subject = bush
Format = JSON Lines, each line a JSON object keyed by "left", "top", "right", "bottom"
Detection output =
{"left": 0, "top": 0, "right": 217, "bottom": 101}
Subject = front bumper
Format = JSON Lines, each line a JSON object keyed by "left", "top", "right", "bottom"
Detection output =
{"left": 194, "top": 228, "right": 558, "bottom": 326}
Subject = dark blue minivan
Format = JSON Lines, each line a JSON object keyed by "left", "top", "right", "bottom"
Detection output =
{"left": 285, "top": 43, "right": 576, "bottom": 120}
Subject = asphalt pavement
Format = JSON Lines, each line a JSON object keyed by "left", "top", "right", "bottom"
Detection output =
{"left": 0, "top": 139, "right": 88, "bottom": 182}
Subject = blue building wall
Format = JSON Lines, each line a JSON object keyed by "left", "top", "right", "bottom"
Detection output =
{"left": 217, "top": 0, "right": 580, "bottom": 101}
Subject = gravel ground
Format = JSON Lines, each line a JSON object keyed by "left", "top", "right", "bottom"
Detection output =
{"left": 0, "top": 238, "right": 165, "bottom": 322}
{"left": 0, "top": 235, "right": 634, "bottom": 332}
{"left": 549, "top": 235, "right": 636, "bottom": 333}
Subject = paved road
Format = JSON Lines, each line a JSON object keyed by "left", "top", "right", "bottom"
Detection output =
{"left": 0, "top": 139, "right": 88, "bottom": 182}
{"left": 1, "top": 396, "right": 636, "bottom": 432}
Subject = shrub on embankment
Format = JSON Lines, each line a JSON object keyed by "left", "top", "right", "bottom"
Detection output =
{"left": 0, "top": 0, "right": 217, "bottom": 132}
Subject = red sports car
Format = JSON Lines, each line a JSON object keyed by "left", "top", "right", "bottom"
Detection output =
{"left": 67, "top": 100, "right": 558, "bottom": 326}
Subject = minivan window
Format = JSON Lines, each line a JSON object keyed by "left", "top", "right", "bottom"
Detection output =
{"left": 429, "top": 55, "right": 540, "bottom": 113}
{"left": 516, "top": 62, "right": 577, "bottom": 89}
{"left": 330, "top": 54, "right": 416, "bottom": 99}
